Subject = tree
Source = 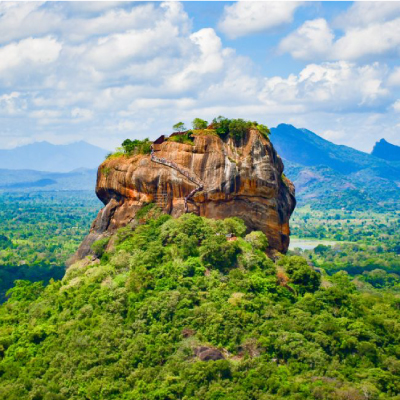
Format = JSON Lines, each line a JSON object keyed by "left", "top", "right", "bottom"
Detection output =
{"left": 0, "top": 234, "right": 12, "bottom": 250}
{"left": 173, "top": 122, "right": 187, "bottom": 132}
{"left": 257, "top": 124, "right": 270, "bottom": 138}
{"left": 279, "top": 256, "right": 321, "bottom": 294}
{"left": 200, "top": 235, "right": 241, "bottom": 271}
{"left": 228, "top": 119, "right": 253, "bottom": 140}
{"left": 192, "top": 118, "right": 208, "bottom": 130}
{"left": 212, "top": 116, "right": 231, "bottom": 137}
{"left": 121, "top": 138, "right": 152, "bottom": 155}
{"left": 222, "top": 217, "right": 247, "bottom": 237}
{"left": 91, "top": 237, "right": 110, "bottom": 258}
{"left": 314, "top": 244, "right": 330, "bottom": 255}
{"left": 121, "top": 139, "right": 135, "bottom": 154}
{"left": 245, "top": 231, "right": 269, "bottom": 251}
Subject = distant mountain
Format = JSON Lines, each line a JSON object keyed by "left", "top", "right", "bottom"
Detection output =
{"left": 0, "top": 141, "right": 108, "bottom": 172}
{"left": 371, "top": 138, "right": 400, "bottom": 162}
{"left": 271, "top": 124, "right": 399, "bottom": 176}
{"left": 0, "top": 168, "right": 98, "bottom": 192}
{"left": 270, "top": 124, "right": 400, "bottom": 210}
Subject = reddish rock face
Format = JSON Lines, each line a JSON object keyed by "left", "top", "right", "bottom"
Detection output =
{"left": 74, "top": 129, "right": 295, "bottom": 261}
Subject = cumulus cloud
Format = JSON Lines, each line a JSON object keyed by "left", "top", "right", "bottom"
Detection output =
{"left": 389, "top": 68, "right": 400, "bottom": 87}
{"left": 333, "top": 19, "right": 400, "bottom": 61}
{"left": 320, "top": 130, "right": 346, "bottom": 141}
{"left": 279, "top": 19, "right": 334, "bottom": 61}
{"left": 392, "top": 100, "right": 400, "bottom": 112}
{"left": 1, "top": 1, "right": 400, "bottom": 151}
{"left": 64, "top": 2, "right": 127, "bottom": 14}
{"left": 260, "top": 62, "right": 390, "bottom": 113}
{"left": 0, "top": 2, "right": 63, "bottom": 44}
{"left": 0, "top": 36, "right": 61, "bottom": 74}
{"left": 334, "top": 2, "right": 400, "bottom": 28}
{"left": 218, "top": 2, "right": 303, "bottom": 39}
{"left": 280, "top": 4, "right": 400, "bottom": 61}
{"left": 165, "top": 28, "right": 226, "bottom": 92}
{"left": 0, "top": 92, "right": 26, "bottom": 115}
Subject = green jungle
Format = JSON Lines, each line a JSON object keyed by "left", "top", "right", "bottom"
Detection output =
{"left": 0, "top": 187, "right": 400, "bottom": 400}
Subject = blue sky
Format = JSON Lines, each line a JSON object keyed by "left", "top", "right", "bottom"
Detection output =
{"left": 0, "top": 1, "right": 400, "bottom": 152}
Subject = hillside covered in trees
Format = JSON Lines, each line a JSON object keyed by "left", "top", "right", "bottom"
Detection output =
{"left": 1, "top": 211, "right": 400, "bottom": 400}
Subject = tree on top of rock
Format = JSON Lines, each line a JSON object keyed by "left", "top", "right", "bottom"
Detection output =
{"left": 192, "top": 118, "right": 208, "bottom": 130}
{"left": 173, "top": 122, "right": 187, "bottom": 132}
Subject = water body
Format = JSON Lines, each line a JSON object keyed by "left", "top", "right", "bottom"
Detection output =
{"left": 289, "top": 238, "right": 339, "bottom": 251}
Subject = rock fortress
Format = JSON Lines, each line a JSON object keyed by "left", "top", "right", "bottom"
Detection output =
{"left": 74, "top": 124, "right": 296, "bottom": 262}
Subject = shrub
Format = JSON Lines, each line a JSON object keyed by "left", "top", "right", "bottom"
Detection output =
{"left": 257, "top": 124, "right": 270, "bottom": 139}
{"left": 91, "top": 237, "right": 110, "bottom": 258}
{"left": 121, "top": 138, "right": 152, "bottom": 155}
{"left": 136, "top": 203, "right": 156, "bottom": 220}
{"left": 168, "top": 131, "right": 194, "bottom": 145}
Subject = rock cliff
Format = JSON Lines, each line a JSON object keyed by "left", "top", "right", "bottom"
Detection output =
{"left": 74, "top": 129, "right": 295, "bottom": 261}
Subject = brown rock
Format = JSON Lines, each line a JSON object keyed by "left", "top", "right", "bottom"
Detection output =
{"left": 73, "top": 129, "right": 295, "bottom": 262}
{"left": 195, "top": 346, "right": 225, "bottom": 361}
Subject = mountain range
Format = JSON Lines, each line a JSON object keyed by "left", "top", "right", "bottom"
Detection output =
{"left": 1, "top": 130, "right": 399, "bottom": 211}
{"left": 0, "top": 141, "right": 108, "bottom": 172}
{"left": 270, "top": 124, "right": 400, "bottom": 210}
{"left": 0, "top": 168, "right": 98, "bottom": 191}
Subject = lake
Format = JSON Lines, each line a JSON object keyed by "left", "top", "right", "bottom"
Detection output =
{"left": 289, "top": 238, "right": 339, "bottom": 251}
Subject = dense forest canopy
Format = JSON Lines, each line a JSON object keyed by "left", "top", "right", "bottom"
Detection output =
{"left": 0, "top": 191, "right": 101, "bottom": 302}
{"left": 0, "top": 118, "right": 399, "bottom": 398}
{"left": 0, "top": 209, "right": 400, "bottom": 400}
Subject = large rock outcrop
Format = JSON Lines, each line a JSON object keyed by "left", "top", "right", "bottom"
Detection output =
{"left": 74, "top": 129, "right": 295, "bottom": 261}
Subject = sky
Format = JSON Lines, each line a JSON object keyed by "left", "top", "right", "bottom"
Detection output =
{"left": 1, "top": 1, "right": 400, "bottom": 152}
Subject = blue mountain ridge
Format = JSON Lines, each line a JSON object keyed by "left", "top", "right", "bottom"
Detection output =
{"left": 1, "top": 129, "right": 399, "bottom": 210}
{"left": 371, "top": 138, "right": 400, "bottom": 162}
{"left": 0, "top": 141, "right": 108, "bottom": 173}
{"left": 270, "top": 124, "right": 400, "bottom": 210}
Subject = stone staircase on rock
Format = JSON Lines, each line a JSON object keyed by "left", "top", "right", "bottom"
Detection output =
{"left": 150, "top": 145, "right": 204, "bottom": 212}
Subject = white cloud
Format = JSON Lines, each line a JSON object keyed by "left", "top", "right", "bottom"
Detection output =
{"left": 71, "top": 108, "right": 93, "bottom": 121}
{"left": 281, "top": 7, "right": 400, "bottom": 61}
{"left": 218, "top": 1, "right": 303, "bottom": 39}
{"left": 30, "top": 109, "right": 62, "bottom": 119}
{"left": 320, "top": 129, "right": 346, "bottom": 141}
{"left": 0, "top": 2, "right": 63, "bottom": 44}
{"left": 392, "top": 100, "right": 400, "bottom": 112}
{"left": 29, "top": 109, "right": 64, "bottom": 126}
{"left": 333, "top": 19, "right": 400, "bottom": 61}
{"left": 261, "top": 62, "right": 390, "bottom": 112}
{"left": 0, "top": 1, "right": 400, "bottom": 152}
{"left": 64, "top": 2, "right": 127, "bottom": 14}
{"left": 165, "top": 28, "right": 225, "bottom": 92}
{"left": 388, "top": 67, "right": 400, "bottom": 87}
{"left": 0, "top": 36, "right": 62, "bottom": 83}
{"left": 335, "top": 2, "right": 400, "bottom": 28}
{"left": 279, "top": 19, "right": 334, "bottom": 61}
{"left": 0, "top": 92, "right": 25, "bottom": 115}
